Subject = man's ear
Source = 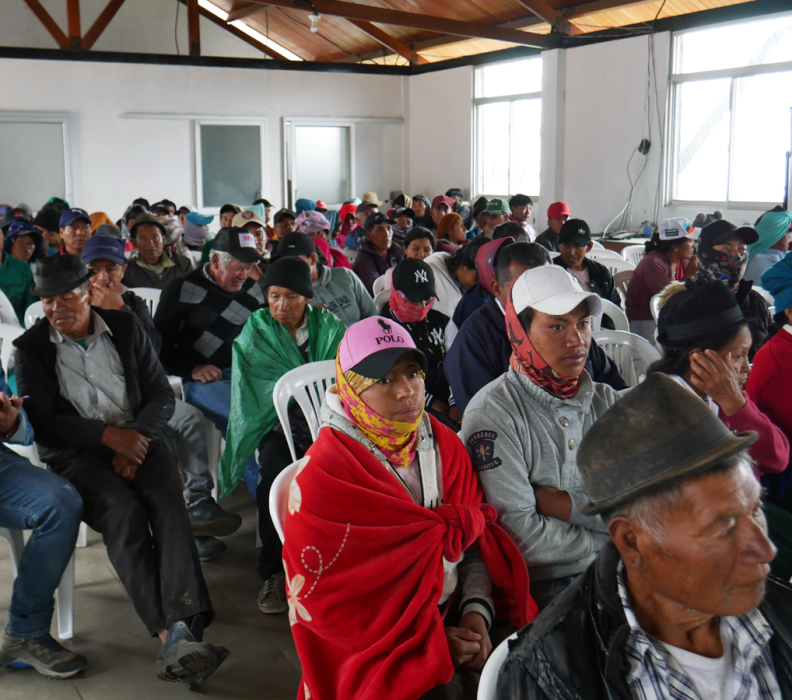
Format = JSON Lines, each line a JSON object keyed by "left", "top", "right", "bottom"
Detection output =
{"left": 609, "top": 516, "right": 645, "bottom": 571}
{"left": 491, "top": 279, "right": 502, "bottom": 298}
{"left": 311, "top": 253, "right": 318, "bottom": 266}
{"left": 586, "top": 243, "right": 594, "bottom": 253}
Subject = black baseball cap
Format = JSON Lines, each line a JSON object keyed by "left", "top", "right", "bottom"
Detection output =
{"left": 365, "top": 212, "right": 391, "bottom": 231}
{"left": 558, "top": 219, "right": 592, "bottom": 247}
{"left": 391, "top": 207, "right": 415, "bottom": 221}
{"left": 273, "top": 208, "right": 296, "bottom": 225}
{"left": 700, "top": 219, "right": 759, "bottom": 247}
{"left": 214, "top": 227, "right": 262, "bottom": 263}
{"left": 276, "top": 232, "right": 316, "bottom": 258}
{"left": 392, "top": 258, "right": 436, "bottom": 303}
{"left": 1, "top": 207, "right": 30, "bottom": 231}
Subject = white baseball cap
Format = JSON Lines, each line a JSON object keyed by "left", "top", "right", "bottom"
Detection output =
{"left": 511, "top": 265, "right": 602, "bottom": 317}
{"left": 658, "top": 217, "right": 693, "bottom": 241}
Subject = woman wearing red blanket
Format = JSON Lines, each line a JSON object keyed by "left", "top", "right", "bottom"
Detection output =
{"left": 282, "top": 316, "right": 537, "bottom": 700}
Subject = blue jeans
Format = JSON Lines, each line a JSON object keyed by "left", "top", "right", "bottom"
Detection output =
{"left": 182, "top": 368, "right": 233, "bottom": 437}
{"left": 0, "top": 449, "right": 83, "bottom": 638}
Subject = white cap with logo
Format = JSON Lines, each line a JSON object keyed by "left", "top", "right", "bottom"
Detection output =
{"left": 511, "top": 265, "right": 602, "bottom": 317}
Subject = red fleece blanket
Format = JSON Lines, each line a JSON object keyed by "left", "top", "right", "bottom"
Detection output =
{"left": 283, "top": 415, "right": 537, "bottom": 700}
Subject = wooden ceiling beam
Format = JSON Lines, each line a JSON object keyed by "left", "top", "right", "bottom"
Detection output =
{"left": 66, "top": 0, "right": 82, "bottom": 49}
{"left": 21, "top": 0, "right": 70, "bottom": 49}
{"left": 82, "top": 0, "right": 126, "bottom": 50}
{"left": 348, "top": 19, "right": 429, "bottom": 65}
{"left": 227, "top": 2, "right": 263, "bottom": 22}
{"left": 562, "top": 0, "right": 649, "bottom": 18}
{"left": 514, "top": 0, "right": 582, "bottom": 35}
{"left": 243, "top": 0, "right": 551, "bottom": 47}
{"left": 187, "top": 0, "right": 200, "bottom": 56}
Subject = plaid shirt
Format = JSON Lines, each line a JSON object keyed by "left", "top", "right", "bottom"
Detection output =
{"left": 618, "top": 562, "right": 782, "bottom": 700}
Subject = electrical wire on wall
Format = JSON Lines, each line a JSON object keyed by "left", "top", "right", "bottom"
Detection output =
{"left": 174, "top": 0, "right": 180, "bottom": 55}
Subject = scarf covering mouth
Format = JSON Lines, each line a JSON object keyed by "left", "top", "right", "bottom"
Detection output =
{"left": 334, "top": 351, "right": 425, "bottom": 469}
{"left": 697, "top": 237, "right": 747, "bottom": 291}
{"left": 749, "top": 209, "right": 792, "bottom": 260}
{"left": 505, "top": 290, "right": 581, "bottom": 399}
{"left": 389, "top": 289, "right": 433, "bottom": 323}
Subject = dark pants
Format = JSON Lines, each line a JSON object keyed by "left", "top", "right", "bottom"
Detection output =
{"left": 53, "top": 440, "right": 213, "bottom": 636}
{"left": 255, "top": 430, "right": 306, "bottom": 582}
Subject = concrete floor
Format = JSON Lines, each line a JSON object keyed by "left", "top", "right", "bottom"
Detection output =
{"left": 0, "top": 487, "right": 302, "bottom": 700}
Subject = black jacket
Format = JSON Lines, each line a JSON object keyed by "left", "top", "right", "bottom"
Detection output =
{"left": 735, "top": 279, "right": 772, "bottom": 360}
{"left": 535, "top": 228, "right": 560, "bottom": 253}
{"left": 555, "top": 257, "right": 623, "bottom": 330}
{"left": 352, "top": 241, "right": 405, "bottom": 295}
{"left": 14, "top": 308, "right": 175, "bottom": 467}
{"left": 122, "top": 252, "right": 194, "bottom": 290}
{"left": 498, "top": 541, "right": 792, "bottom": 700}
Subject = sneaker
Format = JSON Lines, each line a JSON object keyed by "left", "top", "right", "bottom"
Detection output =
{"left": 187, "top": 499, "right": 242, "bottom": 538}
{"left": 257, "top": 573, "right": 287, "bottom": 614}
{"left": 195, "top": 536, "right": 227, "bottom": 562}
{"left": 157, "top": 615, "right": 229, "bottom": 685}
{"left": 0, "top": 633, "right": 87, "bottom": 679}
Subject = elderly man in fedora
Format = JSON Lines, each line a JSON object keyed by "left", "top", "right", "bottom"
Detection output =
{"left": 498, "top": 373, "right": 792, "bottom": 700}
{"left": 13, "top": 255, "right": 229, "bottom": 685}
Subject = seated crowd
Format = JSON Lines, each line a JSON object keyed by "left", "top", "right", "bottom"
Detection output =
{"left": 0, "top": 192, "right": 791, "bottom": 700}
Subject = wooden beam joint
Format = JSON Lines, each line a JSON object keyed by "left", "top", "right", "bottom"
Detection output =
{"left": 187, "top": 0, "right": 201, "bottom": 57}
{"left": 66, "top": 0, "right": 82, "bottom": 49}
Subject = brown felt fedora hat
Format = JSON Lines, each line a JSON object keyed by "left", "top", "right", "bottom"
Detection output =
{"left": 578, "top": 373, "right": 757, "bottom": 515}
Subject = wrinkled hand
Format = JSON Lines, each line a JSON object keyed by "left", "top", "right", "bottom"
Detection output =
{"left": 458, "top": 611, "right": 491, "bottom": 670}
{"left": 534, "top": 486, "right": 572, "bottom": 521}
{"left": 445, "top": 625, "right": 481, "bottom": 669}
{"left": 684, "top": 254, "right": 698, "bottom": 278}
{"left": 91, "top": 284, "right": 126, "bottom": 310}
{"left": 0, "top": 392, "right": 23, "bottom": 433}
{"left": 112, "top": 454, "right": 139, "bottom": 481}
{"left": 101, "top": 427, "right": 150, "bottom": 465}
{"left": 192, "top": 364, "right": 222, "bottom": 384}
{"left": 689, "top": 349, "right": 746, "bottom": 416}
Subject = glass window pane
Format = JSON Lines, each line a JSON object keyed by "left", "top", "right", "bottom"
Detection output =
{"left": 477, "top": 102, "right": 510, "bottom": 195}
{"left": 475, "top": 57, "right": 542, "bottom": 98}
{"left": 509, "top": 99, "right": 541, "bottom": 196}
{"left": 731, "top": 71, "right": 792, "bottom": 202}
{"left": 0, "top": 122, "right": 65, "bottom": 206}
{"left": 200, "top": 124, "right": 261, "bottom": 208}
{"left": 294, "top": 126, "right": 351, "bottom": 205}
{"left": 673, "top": 79, "right": 731, "bottom": 202}
{"left": 675, "top": 14, "right": 792, "bottom": 74}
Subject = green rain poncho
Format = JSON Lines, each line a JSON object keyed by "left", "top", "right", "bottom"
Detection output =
{"left": 219, "top": 304, "right": 346, "bottom": 497}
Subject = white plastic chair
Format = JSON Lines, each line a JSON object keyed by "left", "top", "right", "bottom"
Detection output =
{"left": 202, "top": 418, "right": 222, "bottom": 503}
{"left": 131, "top": 287, "right": 162, "bottom": 317}
{"left": 0, "top": 289, "right": 21, "bottom": 326}
{"left": 373, "top": 288, "right": 392, "bottom": 311}
{"left": 272, "top": 360, "right": 336, "bottom": 462}
{"left": 189, "top": 249, "right": 202, "bottom": 265}
{"left": 621, "top": 244, "right": 645, "bottom": 267}
{"left": 590, "top": 240, "right": 604, "bottom": 249}
{"left": 592, "top": 330, "right": 662, "bottom": 387}
{"left": 24, "top": 301, "right": 44, "bottom": 329}
{"left": 0, "top": 528, "right": 75, "bottom": 639}
{"left": 0, "top": 323, "right": 23, "bottom": 375}
{"left": 589, "top": 255, "right": 636, "bottom": 277}
{"left": 613, "top": 270, "right": 633, "bottom": 307}
{"left": 477, "top": 632, "right": 519, "bottom": 700}
{"left": 649, "top": 292, "right": 663, "bottom": 322}
{"left": 372, "top": 274, "right": 387, "bottom": 296}
{"left": 586, "top": 248, "right": 624, "bottom": 262}
{"left": 591, "top": 299, "right": 629, "bottom": 332}
{"left": 269, "top": 459, "right": 301, "bottom": 544}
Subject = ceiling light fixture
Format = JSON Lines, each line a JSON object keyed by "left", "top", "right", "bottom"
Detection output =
{"left": 308, "top": 12, "right": 321, "bottom": 32}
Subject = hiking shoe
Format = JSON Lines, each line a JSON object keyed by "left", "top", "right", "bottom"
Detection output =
{"left": 0, "top": 633, "right": 87, "bottom": 679}
{"left": 257, "top": 573, "right": 287, "bottom": 614}
{"left": 195, "top": 536, "right": 227, "bottom": 562}
{"left": 157, "top": 615, "right": 229, "bottom": 685}
{"left": 187, "top": 499, "right": 242, "bottom": 538}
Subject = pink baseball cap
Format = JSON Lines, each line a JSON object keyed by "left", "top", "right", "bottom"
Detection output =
{"left": 476, "top": 236, "right": 514, "bottom": 296}
{"left": 339, "top": 316, "right": 428, "bottom": 379}
{"left": 432, "top": 195, "right": 454, "bottom": 211}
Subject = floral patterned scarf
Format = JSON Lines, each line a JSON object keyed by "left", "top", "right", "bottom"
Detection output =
{"left": 696, "top": 238, "right": 748, "bottom": 291}
{"left": 334, "top": 352, "right": 425, "bottom": 468}
{"left": 505, "top": 293, "right": 580, "bottom": 399}
{"left": 389, "top": 289, "right": 434, "bottom": 323}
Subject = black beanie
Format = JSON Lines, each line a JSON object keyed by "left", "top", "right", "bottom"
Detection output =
{"left": 262, "top": 257, "right": 314, "bottom": 299}
{"left": 33, "top": 207, "right": 61, "bottom": 233}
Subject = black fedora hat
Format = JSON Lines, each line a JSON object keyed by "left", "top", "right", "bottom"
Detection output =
{"left": 577, "top": 373, "right": 757, "bottom": 515}
{"left": 32, "top": 255, "right": 93, "bottom": 298}
{"left": 657, "top": 279, "right": 755, "bottom": 346}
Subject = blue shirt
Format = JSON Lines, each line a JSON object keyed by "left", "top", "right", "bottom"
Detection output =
{"left": 745, "top": 249, "right": 785, "bottom": 286}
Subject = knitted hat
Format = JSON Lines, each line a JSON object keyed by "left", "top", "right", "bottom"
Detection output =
{"left": 156, "top": 215, "right": 183, "bottom": 245}
{"left": 436, "top": 212, "right": 462, "bottom": 240}
{"left": 262, "top": 257, "right": 313, "bottom": 298}
{"left": 295, "top": 211, "right": 331, "bottom": 237}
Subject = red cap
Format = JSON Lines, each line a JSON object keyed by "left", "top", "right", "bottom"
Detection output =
{"left": 315, "top": 200, "right": 328, "bottom": 210}
{"left": 547, "top": 201, "right": 571, "bottom": 219}
{"left": 432, "top": 195, "right": 454, "bottom": 211}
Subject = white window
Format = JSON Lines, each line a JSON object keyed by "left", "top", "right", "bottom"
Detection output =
{"left": 669, "top": 13, "right": 792, "bottom": 207}
{"left": 474, "top": 56, "right": 542, "bottom": 198}
{"left": 195, "top": 120, "right": 267, "bottom": 212}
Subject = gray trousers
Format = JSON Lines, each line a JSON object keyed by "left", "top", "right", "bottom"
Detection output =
{"left": 163, "top": 399, "right": 214, "bottom": 509}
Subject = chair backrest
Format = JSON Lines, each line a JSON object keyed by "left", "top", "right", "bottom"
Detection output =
{"left": 592, "top": 329, "right": 661, "bottom": 387}
{"left": 0, "top": 323, "right": 23, "bottom": 374}
{"left": 372, "top": 274, "right": 387, "bottom": 295}
{"left": 272, "top": 360, "right": 337, "bottom": 461}
{"left": 590, "top": 240, "right": 604, "bottom": 249}
{"left": 586, "top": 248, "right": 624, "bottom": 261}
{"left": 621, "top": 244, "right": 646, "bottom": 267}
{"left": 132, "top": 287, "right": 162, "bottom": 317}
{"left": 589, "top": 255, "right": 635, "bottom": 277}
{"left": 591, "top": 298, "right": 629, "bottom": 332}
{"left": 373, "top": 288, "right": 391, "bottom": 311}
{"left": 649, "top": 292, "right": 663, "bottom": 322}
{"left": 24, "top": 301, "right": 44, "bottom": 329}
{"left": 477, "top": 632, "right": 519, "bottom": 700}
{"left": 0, "top": 289, "right": 20, "bottom": 327}
{"left": 613, "top": 270, "right": 633, "bottom": 307}
{"left": 269, "top": 459, "right": 301, "bottom": 544}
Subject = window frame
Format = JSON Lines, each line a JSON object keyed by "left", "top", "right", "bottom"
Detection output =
{"left": 0, "top": 111, "right": 74, "bottom": 205}
{"left": 194, "top": 117, "right": 268, "bottom": 214}
{"left": 473, "top": 57, "right": 543, "bottom": 200}
{"left": 667, "top": 14, "right": 792, "bottom": 210}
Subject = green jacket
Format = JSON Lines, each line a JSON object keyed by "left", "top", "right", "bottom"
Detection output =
{"left": 219, "top": 304, "right": 346, "bottom": 497}
{"left": 0, "top": 254, "right": 37, "bottom": 327}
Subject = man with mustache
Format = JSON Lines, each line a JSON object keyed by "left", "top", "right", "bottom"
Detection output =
{"left": 498, "top": 374, "right": 792, "bottom": 700}
{"left": 460, "top": 265, "right": 621, "bottom": 609}
{"left": 58, "top": 208, "right": 92, "bottom": 256}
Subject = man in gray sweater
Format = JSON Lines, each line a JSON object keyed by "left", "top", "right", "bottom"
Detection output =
{"left": 461, "top": 265, "right": 621, "bottom": 609}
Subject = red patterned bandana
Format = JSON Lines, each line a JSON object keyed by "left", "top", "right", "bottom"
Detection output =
{"left": 505, "top": 293, "right": 580, "bottom": 400}
{"left": 390, "top": 289, "right": 434, "bottom": 323}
